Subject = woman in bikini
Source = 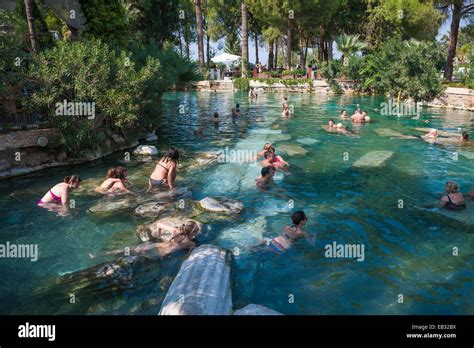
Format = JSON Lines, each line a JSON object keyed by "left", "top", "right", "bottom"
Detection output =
{"left": 440, "top": 181, "right": 466, "bottom": 210}
{"left": 147, "top": 148, "right": 179, "bottom": 192}
{"left": 267, "top": 211, "right": 312, "bottom": 254}
{"left": 91, "top": 221, "right": 200, "bottom": 259}
{"left": 38, "top": 175, "right": 81, "bottom": 211}
{"left": 95, "top": 167, "right": 133, "bottom": 194}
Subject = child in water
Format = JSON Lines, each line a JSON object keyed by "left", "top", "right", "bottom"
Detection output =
{"left": 267, "top": 211, "right": 314, "bottom": 254}
{"left": 96, "top": 167, "right": 134, "bottom": 195}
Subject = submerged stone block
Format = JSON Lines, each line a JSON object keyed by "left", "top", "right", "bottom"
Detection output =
{"left": 352, "top": 151, "right": 393, "bottom": 168}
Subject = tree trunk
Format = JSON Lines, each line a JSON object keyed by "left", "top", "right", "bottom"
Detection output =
{"left": 241, "top": 1, "right": 249, "bottom": 77}
{"left": 303, "top": 38, "right": 309, "bottom": 68}
{"left": 206, "top": 34, "right": 210, "bottom": 67}
{"left": 194, "top": 0, "right": 205, "bottom": 73}
{"left": 24, "top": 0, "right": 36, "bottom": 53}
{"left": 255, "top": 32, "right": 259, "bottom": 64}
{"left": 287, "top": 17, "right": 292, "bottom": 69}
{"left": 298, "top": 28, "right": 305, "bottom": 68}
{"left": 274, "top": 40, "right": 278, "bottom": 68}
{"left": 184, "top": 29, "right": 190, "bottom": 59}
{"left": 444, "top": 0, "right": 463, "bottom": 81}
{"left": 328, "top": 38, "right": 333, "bottom": 61}
{"left": 268, "top": 40, "right": 274, "bottom": 70}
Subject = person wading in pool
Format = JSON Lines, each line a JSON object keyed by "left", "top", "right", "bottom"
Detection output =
{"left": 267, "top": 211, "right": 314, "bottom": 254}
{"left": 96, "top": 167, "right": 134, "bottom": 195}
{"left": 147, "top": 148, "right": 179, "bottom": 192}
{"left": 261, "top": 151, "right": 289, "bottom": 173}
{"left": 440, "top": 181, "right": 466, "bottom": 210}
{"left": 38, "top": 175, "right": 81, "bottom": 212}
{"left": 256, "top": 166, "right": 276, "bottom": 191}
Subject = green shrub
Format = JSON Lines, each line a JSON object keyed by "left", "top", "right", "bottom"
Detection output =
{"left": 26, "top": 39, "right": 155, "bottom": 155}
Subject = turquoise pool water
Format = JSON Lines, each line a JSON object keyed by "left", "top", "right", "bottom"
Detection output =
{"left": 0, "top": 91, "right": 473, "bottom": 315}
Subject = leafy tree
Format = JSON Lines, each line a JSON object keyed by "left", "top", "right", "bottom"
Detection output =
{"left": 436, "top": 0, "right": 474, "bottom": 80}
{"left": 360, "top": 36, "right": 444, "bottom": 102}
{"left": 335, "top": 34, "right": 366, "bottom": 65}
{"left": 366, "top": 0, "right": 443, "bottom": 49}
{"left": 80, "top": 0, "right": 128, "bottom": 46}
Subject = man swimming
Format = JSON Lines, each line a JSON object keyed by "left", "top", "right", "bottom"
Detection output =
{"left": 256, "top": 166, "right": 276, "bottom": 191}
{"left": 212, "top": 112, "right": 220, "bottom": 123}
{"left": 340, "top": 109, "right": 348, "bottom": 120}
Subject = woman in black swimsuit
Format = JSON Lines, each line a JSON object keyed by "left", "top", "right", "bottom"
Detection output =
{"left": 440, "top": 181, "right": 466, "bottom": 210}
{"left": 147, "top": 148, "right": 180, "bottom": 192}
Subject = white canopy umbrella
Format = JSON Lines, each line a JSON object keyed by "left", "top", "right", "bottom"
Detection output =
{"left": 211, "top": 52, "right": 240, "bottom": 65}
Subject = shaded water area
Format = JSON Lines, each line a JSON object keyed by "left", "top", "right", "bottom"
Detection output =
{"left": 0, "top": 91, "right": 473, "bottom": 314}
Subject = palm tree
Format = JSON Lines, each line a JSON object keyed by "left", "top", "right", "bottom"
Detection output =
{"left": 436, "top": 0, "right": 474, "bottom": 81}
{"left": 23, "top": 0, "right": 36, "bottom": 53}
{"left": 194, "top": 0, "right": 205, "bottom": 74}
{"left": 335, "top": 34, "right": 366, "bottom": 66}
{"left": 241, "top": 1, "right": 249, "bottom": 77}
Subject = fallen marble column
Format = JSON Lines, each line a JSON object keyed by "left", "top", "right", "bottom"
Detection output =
{"left": 159, "top": 244, "right": 233, "bottom": 315}
{"left": 234, "top": 304, "right": 283, "bottom": 315}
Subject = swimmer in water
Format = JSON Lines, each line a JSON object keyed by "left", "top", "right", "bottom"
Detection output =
{"left": 231, "top": 108, "right": 238, "bottom": 118}
{"left": 461, "top": 132, "right": 469, "bottom": 142}
{"left": 323, "top": 120, "right": 353, "bottom": 136}
{"left": 267, "top": 211, "right": 314, "bottom": 254}
{"left": 362, "top": 111, "right": 370, "bottom": 123}
{"left": 282, "top": 105, "right": 291, "bottom": 118}
{"left": 258, "top": 143, "right": 273, "bottom": 158}
{"left": 235, "top": 104, "right": 241, "bottom": 115}
{"left": 38, "top": 175, "right": 81, "bottom": 212}
{"left": 340, "top": 109, "right": 348, "bottom": 120}
{"left": 248, "top": 87, "right": 257, "bottom": 100}
{"left": 261, "top": 151, "right": 289, "bottom": 172}
{"left": 281, "top": 96, "right": 289, "bottom": 111}
{"left": 440, "top": 181, "right": 466, "bottom": 210}
{"left": 255, "top": 165, "right": 276, "bottom": 191}
{"left": 147, "top": 148, "right": 179, "bottom": 192}
{"left": 212, "top": 112, "right": 220, "bottom": 123}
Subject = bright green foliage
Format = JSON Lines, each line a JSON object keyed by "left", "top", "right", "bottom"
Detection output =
{"left": 335, "top": 34, "right": 366, "bottom": 62}
{"left": 26, "top": 40, "right": 154, "bottom": 154}
{"left": 80, "top": 0, "right": 129, "bottom": 46}
{"left": 130, "top": 0, "right": 180, "bottom": 48}
{"left": 360, "top": 37, "right": 444, "bottom": 102}
{"left": 0, "top": 9, "right": 30, "bottom": 106}
{"left": 224, "top": 31, "right": 241, "bottom": 55}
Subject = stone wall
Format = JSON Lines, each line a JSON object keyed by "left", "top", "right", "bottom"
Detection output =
{"left": 0, "top": 128, "right": 61, "bottom": 151}
{"left": 427, "top": 87, "right": 474, "bottom": 111}
{"left": 0, "top": 128, "right": 139, "bottom": 180}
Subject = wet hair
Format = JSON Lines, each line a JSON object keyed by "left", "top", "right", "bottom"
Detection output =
{"left": 291, "top": 211, "right": 307, "bottom": 225}
{"left": 284, "top": 97, "right": 288, "bottom": 101}
{"left": 179, "top": 221, "right": 200, "bottom": 240}
{"left": 445, "top": 181, "right": 459, "bottom": 194}
{"left": 269, "top": 146, "right": 276, "bottom": 153}
{"left": 106, "top": 168, "right": 117, "bottom": 179}
{"left": 340, "top": 109, "right": 346, "bottom": 114}
{"left": 462, "top": 132, "right": 469, "bottom": 141}
{"left": 213, "top": 112, "right": 219, "bottom": 118}
{"left": 261, "top": 166, "right": 275, "bottom": 177}
{"left": 236, "top": 103, "right": 240, "bottom": 108}
{"left": 329, "top": 119, "right": 335, "bottom": 123}
{"left": 264, "top": 151, "right": 274, "bottom": 160}
{"left": 162, "top": 147, "right": 180, "bottom": 163}
{"left": 263, "top": 142, "right": 271, "bottom": 149}
{"left": 115, "top": 166, "right": 128, "bottom": 180}
{"left": 64, "top": 175, "right": 81, "bottom": 185}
